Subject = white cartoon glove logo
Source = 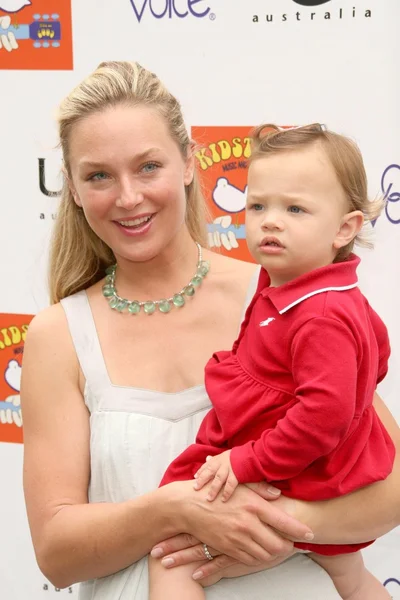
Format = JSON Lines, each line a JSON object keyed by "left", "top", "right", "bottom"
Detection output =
{"left": 208, "top": 177, "right": 247, "bottom": 251}
{"left": 0, "top": 0, "right": 31, "bottom": 12}
{"left": 208, "top": 216, "right": 240, "bottom": 252}
{"left": 0, "top": 15, "right": 18, "bottom": 51}
{"left": 213, "top": 177, "right": 248, "bottom": 213}
{"left": 0, "top": 359, "right": 22, "bottom": 427}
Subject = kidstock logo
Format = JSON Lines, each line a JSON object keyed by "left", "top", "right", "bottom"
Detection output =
{"left": 129, "top": 0, "right": 214, "bottom": 22}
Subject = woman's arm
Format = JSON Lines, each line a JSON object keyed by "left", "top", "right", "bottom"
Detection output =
{"left": 293, "top": 392, "right": 400, "bottom": 544}
{"left": 22, "top": 305, "right": 313, "bottom": 589}
{"left": 185, "top": 392, "right": 399, "bottom": 551}
{"left": 150, "top": 393, "right": 400, "bottom": 581}
{"left": 21, "top": 306, "right": 181, "bottom": 589}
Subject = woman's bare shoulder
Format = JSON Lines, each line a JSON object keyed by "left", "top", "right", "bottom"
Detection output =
{"left": 23, "top": 302, "right": 81, "bottom": 390}
{"left": 27, "top": 302, "right": 67, "bottom": 338}
{"left": 205, "top": 250, "right": 259, "bottom": 289}
{"left": 25, "top": 302, "right": 76, "bottom": 360}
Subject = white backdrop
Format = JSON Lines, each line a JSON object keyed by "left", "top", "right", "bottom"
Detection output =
{"left": 0, "top": 0, "right": 399, "bottom": 597}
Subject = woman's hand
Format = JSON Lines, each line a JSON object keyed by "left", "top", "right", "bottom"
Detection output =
{"left": 151, "top": 536, "right": 294, "bottom": 584}
{"left": 154, "top": 481, "right": 313, "bottom": 570}
{"left": 199, "top": 553, "right": 295, "bottom": 587}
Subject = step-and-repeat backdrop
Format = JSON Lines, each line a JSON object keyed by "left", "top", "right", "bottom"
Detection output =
{"left": 1, "top": 0, "right": 399, "bottom": 597}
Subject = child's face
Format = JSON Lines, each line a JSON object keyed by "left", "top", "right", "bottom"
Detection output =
{"left": 246, "top": 143, "right": 351, "bottom": 286}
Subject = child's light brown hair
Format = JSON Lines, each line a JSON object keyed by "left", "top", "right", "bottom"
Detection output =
{"left": 249, "top": 123, "right": 384, "bottom": 261}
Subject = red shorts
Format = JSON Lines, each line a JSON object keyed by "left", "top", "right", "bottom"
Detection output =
{"left": 295, "top": 540, "right": 374, "bottom": 555}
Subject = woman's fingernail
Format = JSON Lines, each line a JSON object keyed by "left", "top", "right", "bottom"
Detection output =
{"left": 150, "top": 548, "right": 164, "bottom": 558}
{"left": 193, "top": 482, "right": 199, "bottom": 490}
{"left": 161, "top": 557, "right": 175, "bottom": 567}
{"left": 267, "top": 486, "right": 281, "bottom": 496}
{"left": 192, "top": 571, "right": 204, "bottom": 580}
{"left": 305, "top": 532, "right": 315, "bottom": 541}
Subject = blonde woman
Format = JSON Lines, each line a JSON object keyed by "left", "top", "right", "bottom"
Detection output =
{"left": 21, "top": 61, "right": 400, "bottom": 600}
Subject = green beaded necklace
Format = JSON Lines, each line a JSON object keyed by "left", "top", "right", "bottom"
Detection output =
{"left": 102, "top": 242, "right": 210, "bottom": 315}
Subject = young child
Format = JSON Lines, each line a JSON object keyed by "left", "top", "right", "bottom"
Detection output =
{"left": 149, "top": 124, "right": 395, "bottom": 599}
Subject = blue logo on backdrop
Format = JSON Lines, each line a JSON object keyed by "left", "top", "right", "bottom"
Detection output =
{"left": 129, "top": 0, "right": 213, "bottom": 22}
{"left": 293, "top": 1, "right": 331, "bottom": 5}
{"left": 384, "top": 577, "right": 400, "bottom": 598}
{"left": 381, "top": 164, "right": 400, "bottom": 225}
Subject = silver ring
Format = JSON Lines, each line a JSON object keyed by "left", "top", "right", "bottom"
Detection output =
{"left": 203, "top": 543, "right": 214, "bottom": 561}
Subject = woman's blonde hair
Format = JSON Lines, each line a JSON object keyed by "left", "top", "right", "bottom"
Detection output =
{"left": 249, "top": 123, "right": 383, "bottom": 261}
{"left": 49, "top": 61, "right": 208, "bottom": 304}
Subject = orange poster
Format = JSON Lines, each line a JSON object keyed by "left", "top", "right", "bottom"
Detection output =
{"left": 192, "top": 125, "right": 294, "bottom": 262}
{"left": 0, "top": 313, "right": 33, "bottom": 444}
{"left": 0, "top": 0, "right": 73, "bottom": 70}
{"left": 192, "top": 126, "right": 255, "bottom": 263}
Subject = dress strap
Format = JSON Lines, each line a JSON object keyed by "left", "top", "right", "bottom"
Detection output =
{"left": 61, "top": 291, "right": 111, "bottom": 396}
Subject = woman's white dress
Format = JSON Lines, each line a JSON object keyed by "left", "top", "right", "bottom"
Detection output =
{"left": 60, "top": 272, "right": 340, "bottom": 600}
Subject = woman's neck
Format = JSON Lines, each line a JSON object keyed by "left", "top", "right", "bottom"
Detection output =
{"left": 112, "top": 229, "right": 200, "bottom": 302}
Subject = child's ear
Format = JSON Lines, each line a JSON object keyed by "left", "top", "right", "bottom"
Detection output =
{"left": 333, "top": 211, "right": 364, "bottom": 250}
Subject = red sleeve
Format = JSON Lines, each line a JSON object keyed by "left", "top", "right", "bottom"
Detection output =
{"left": 230, "top": 317, "right": 358, "bottom": 484}
{"left": 366, "top": 303, "right": 391, "bottom": 384}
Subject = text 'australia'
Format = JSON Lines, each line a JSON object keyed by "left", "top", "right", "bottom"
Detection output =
{"left": 253, "top": 7, "right": 372, "bottom": 23}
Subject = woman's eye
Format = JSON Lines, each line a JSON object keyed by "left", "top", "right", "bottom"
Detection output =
{"left": 288, "top": 205, "right": 303, "bottom": 214}
{"left": 90, "top": 172, "right": 108, "bottom": 181}
{"left": 142, "top": 162, "right": 159, "bottom": 174}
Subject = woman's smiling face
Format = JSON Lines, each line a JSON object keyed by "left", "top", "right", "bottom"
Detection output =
{"left": 68, "top": 103, "right": 194, "bottom": 264}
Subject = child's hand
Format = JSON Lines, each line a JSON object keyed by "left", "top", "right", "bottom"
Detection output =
{"left": 193, "top": 451, "right": 239, "bottom": 502}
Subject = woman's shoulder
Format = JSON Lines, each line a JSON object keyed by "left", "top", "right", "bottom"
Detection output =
{"left": 28, "top": 302, "right": 64, "bottom": 330}
{"left": 206, "top": 250, "right": 259, "bottom": 294}
{"left": 25, "top": 301, "right": 72, "bottom": 349}
{"left": 206, "top": 250, "right": 258, "bottom": 278}
{"left": 23, "top": 302, "right": 81, "bottom": 386}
